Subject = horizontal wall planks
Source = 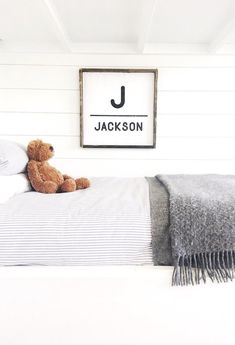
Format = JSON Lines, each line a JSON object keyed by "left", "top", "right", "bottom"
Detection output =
{"left": 1, "top": 135, "right": 235, "bottom": 160}
{"left": 158, "top": 91, "right": 235, "bottom": 114}
{"left": 1, "top": 113, "right": 235, "bottom": 137}
{"left": 1, "top": 65, "right": 235, "bottom": 91}
{"left": 0, "top": 90, "right": 79, "bottom": 113}
{"left": 0, "top": 66, "right": 79, "bottom": 90}
{"left": 0, "top": 113, "right": 79, "bottom": 136}
{"left": 1, "top": 56, "right": 235, "bottom": 176}
{"left": 158, "top": 114, "right": 235, "bottom": 137}
{"left": 1, "top": 89, "right": 235, "bottom": 114}
{"left": 158, "top": 68, "right": 235, "bottom": 91}
{"left": 52, "top": 158, "right": 235, "bottom": 177}
{"left": 2, "top": 53, "right": 235, "bottom": 67}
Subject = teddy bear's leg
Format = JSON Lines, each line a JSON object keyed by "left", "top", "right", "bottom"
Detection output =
{"left": 43, "top": 181, "right": 58, "bottom": 193}
{"left": 60, "top": 178, "right": 76, "bottom": 192}
{"left": 75, "top": 178, "right": 90, "bottom": 190}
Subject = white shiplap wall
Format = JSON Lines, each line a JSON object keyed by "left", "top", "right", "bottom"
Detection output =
{"left": 0, "top": 53, "right": 235, "bottom": 177}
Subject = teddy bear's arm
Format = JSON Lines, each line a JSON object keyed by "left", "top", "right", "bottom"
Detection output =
{"left": 27, "top": 160, "right": 58, "bottom": 193}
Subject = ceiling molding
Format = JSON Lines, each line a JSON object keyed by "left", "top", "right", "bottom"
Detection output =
{"left": 144, "top": 43, "right": 209, "bottom": 55}
{"left": 2, "top": 53, "right": 235, "bottom": 68}
{"left": 137, "top": 0, "right": 160, "bottom": 53}
{"left": 42, "top": 0, "right": 72, "bottom": 52}
{"left": 2, "top": 42, "right": 235, "bottom": 55}
{"left": 209, "top": 15, "right": 235, "bottom": 53}
{"left": 71, "top": 43, "right": 210, "bottom": 55}
{"left": 70, "top": 42, "right": 137, "bottom": 55}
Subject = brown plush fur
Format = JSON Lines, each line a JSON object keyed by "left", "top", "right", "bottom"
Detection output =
{"left": 27, "top": 139, "right": 90, "bottom": 193}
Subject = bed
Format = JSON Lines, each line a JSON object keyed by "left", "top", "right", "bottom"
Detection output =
{"left": 0, "top": 175, "right": 235, "bottom": 345}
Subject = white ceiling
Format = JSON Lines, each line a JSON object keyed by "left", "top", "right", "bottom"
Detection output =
{"left": 0, "top": 0, "right": 235, "bottom": 54}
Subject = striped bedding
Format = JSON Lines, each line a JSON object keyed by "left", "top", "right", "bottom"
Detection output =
{"left": 0, "top": 177, "right": 153, "bottom": 266}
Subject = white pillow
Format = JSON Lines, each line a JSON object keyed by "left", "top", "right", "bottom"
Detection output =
{"left": 0, "top": 140, "right": 28, "bottom": 175}
{"left": 0, "top": 174, "right": 31, "bottom": 204}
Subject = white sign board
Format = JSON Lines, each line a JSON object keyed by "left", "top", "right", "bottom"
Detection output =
{"left": 80, "top": 69, "right": 157, "bottom": 148}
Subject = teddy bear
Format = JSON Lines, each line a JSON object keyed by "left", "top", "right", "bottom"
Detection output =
{"left": 27, "top": 139, "right": 90, "bottom": 193}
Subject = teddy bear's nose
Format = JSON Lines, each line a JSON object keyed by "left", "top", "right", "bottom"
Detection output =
{"left": 49, "top": 146, "right": 54, "bottom": 152}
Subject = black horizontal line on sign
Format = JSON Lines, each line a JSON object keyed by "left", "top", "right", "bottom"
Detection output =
{"left": 90, "top": 114, "right": 148, "bottom": 117}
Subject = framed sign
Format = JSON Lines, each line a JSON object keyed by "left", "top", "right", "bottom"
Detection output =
{"left": 80, "top": 68, "right": 157, "bottom": 148}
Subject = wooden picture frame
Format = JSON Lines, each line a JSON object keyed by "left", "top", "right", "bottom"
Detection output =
{"left": 79, "top": 68, "right": 158, "bottom": 148}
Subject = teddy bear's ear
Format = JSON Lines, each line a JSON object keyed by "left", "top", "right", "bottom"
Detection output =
{"left": 27, "top": 139, "right": 42, "bottom": 160}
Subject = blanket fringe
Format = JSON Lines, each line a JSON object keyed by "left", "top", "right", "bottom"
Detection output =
{"left": 172, "top": 250, "right": 235, "bottom": 286}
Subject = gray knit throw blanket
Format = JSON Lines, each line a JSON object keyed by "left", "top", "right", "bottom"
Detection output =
{"left": 157, "top": 175, "right": 235, "bottom": 286}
